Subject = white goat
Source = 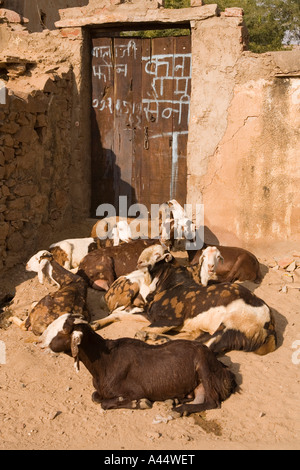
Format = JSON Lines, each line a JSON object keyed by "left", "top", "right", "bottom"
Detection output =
{"left": 111, "top": 221, "right": 132, "bottom": 246}
{"left": 49, "top": 238, "right": 97, "bottom": 272}
{"left": 26, "top": 249, "right": 60, "bottom": 286}
{"left": 48, "top": 222, "right": 132, "bottom": 273}
{"left": 199, "top": 246, "right": 224, "bottom": 286}
{"left": 159, "top": 200, "right": 196, "bottom": 248}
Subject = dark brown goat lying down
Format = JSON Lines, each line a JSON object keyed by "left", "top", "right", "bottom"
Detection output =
{"left": 77, "top": 239, "right": 159, "bottom": 291}
{"left": 41, "top": 314, "right": 237, "bottom": 415}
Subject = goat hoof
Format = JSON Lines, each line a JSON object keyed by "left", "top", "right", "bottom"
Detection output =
{"left": 147, "top": 333, "right": 159, "bottom": 341}
{"left": 135, "top": 330, "right": 147, "bottom": 342}
{"left": 138, "top": 398, "right": 152, "bottom": 409}
{"left": 9, "top": 316, "right": 27, "bottom": 331}
{"left": 91, "top": 391, "right": 102, "bottom": 404}
{"left": 164, "top": 399, "right": 175, "bottom": 407}
{"left": 155, "top": 337, "right": 169, "bottom": 345}
{"left": 172, "top": 404, "right": 188, "bottom": 417}
{"left": 90, "top": 322, "right": 100, "bottom": 331}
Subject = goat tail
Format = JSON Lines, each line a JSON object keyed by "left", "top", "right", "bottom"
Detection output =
{"left": 205, "top": 361, "right": 238, "bottom": 405}
{"left": 174, "top": 348, "right": 237, "bottom": 416}
{"left": 197, "top": 346, "right": 238, "bottom": 406}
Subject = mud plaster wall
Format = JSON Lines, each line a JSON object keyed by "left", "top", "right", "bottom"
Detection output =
{"left": 207, "top": 63, "right": 300, "bottom": 245}
{"left": 187, "top": 16, "right": 300, "bottom": 246}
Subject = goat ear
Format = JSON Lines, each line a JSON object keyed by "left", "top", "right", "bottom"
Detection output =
{"left": 198, "top": 252, "right": 205, "bottom": 267}
{"left": 62, "top": 316, "right": 75, "bottom": 335}
{"left": 164, "top": 252, "right": 173, "bottom": 263}
{"left": 112, "top": 225, "right": 120, "bottom": 246}
{"left": 37, "top": 258, "right": 50, "bottom": 284}
{"left": 39, "top": 259, "right": 60, "bottom": 287}
{"left": 71, "top": 331, "right": 83, "bottom": 372}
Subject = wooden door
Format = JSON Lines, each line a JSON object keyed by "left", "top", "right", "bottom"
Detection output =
{"left": 91, "top": 34, "right": 191, "bottom": 215}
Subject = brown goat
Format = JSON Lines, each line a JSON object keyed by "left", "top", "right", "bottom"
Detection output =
{"left": 77, "top": 239, "right": 160, "bottom": 291}
{"left": 188, "top": 244, "right": 262, "bottom": 284}
{"left": 157, "top": 199, "right": 262, "bottom": 283}
{"left": 41, "top": 313, "right": 237, "bottom": 415}
{"left": 91, "top": 217, "right": 153, "bottom": 239}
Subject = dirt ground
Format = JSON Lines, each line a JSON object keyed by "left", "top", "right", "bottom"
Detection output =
{"left": 0, "top": 224, "right": 299, "bottom": 450}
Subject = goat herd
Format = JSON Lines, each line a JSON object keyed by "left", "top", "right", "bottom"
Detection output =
{"left": 10, "top": 200, "right": 277, "bottom": 416}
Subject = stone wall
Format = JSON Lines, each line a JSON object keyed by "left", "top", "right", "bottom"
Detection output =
{"left": 0, "top": 24, "right": 91, "bottom": 272}
{"left": 1, "top": 0, "right": 89, "bottom": 32}
{"left": 0, "top": 69, "right": 73, "bottom": 269}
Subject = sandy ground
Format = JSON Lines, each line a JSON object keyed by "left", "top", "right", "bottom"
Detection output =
{"left": 0, "top": 225, "right": 299, "bottom": 451}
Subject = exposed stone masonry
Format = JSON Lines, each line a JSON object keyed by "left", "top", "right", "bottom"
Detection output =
{"left": 0, "top": 68, "right": 73, "bottom": 269}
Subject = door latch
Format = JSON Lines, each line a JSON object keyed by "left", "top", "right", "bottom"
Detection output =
{"left": 144, "top": 126, "right": 149, "bottom": 150}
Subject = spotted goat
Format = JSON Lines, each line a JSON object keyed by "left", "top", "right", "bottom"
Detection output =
{"left": 137, "top": 246, "right": 276, "bottom": 355}
{"left": 11, "top": 250, "right": 90, "bottom": 336}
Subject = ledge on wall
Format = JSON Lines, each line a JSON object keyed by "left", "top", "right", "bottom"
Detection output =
{"left": 271, "top": 50, "right": 300, "bottom": 77}
{"left": 55, "top": 4, "right": 219, "bottom": 28}
{"left": 0, "top": 8, "right": 29, "bottom": 25}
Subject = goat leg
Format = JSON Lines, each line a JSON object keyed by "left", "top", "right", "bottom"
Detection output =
{"left": 173, "top": 399, "right": 220, "bottom": 416}
{"left": 91, "top": 310, "right": 148, "bottom": 331}
{"left": 134, "top": 329, "right": 170, "bottom": 344}
{"left": 222, "top": 256, "right": 250, "bottom": 283}
{"left": 135, "top": 324, "right": 177, "bottom": 342}
{"left": 136, "top": 398, "right": 152, "bottom": 409}
{"left": 91, "top": 391, "right": 151, "bottom": 409}
{"left": 91, "top": 316, "right": 117, "bottom": 330}
{"left": 9, "top": 316, "right": 27, "bottom": 331}
{"left": 91, "top": 391, "right": 102, "bottom": 404}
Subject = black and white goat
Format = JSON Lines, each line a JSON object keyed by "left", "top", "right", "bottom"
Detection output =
{"left": 136, "top": 246, "right": 276, "bottom": 355}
